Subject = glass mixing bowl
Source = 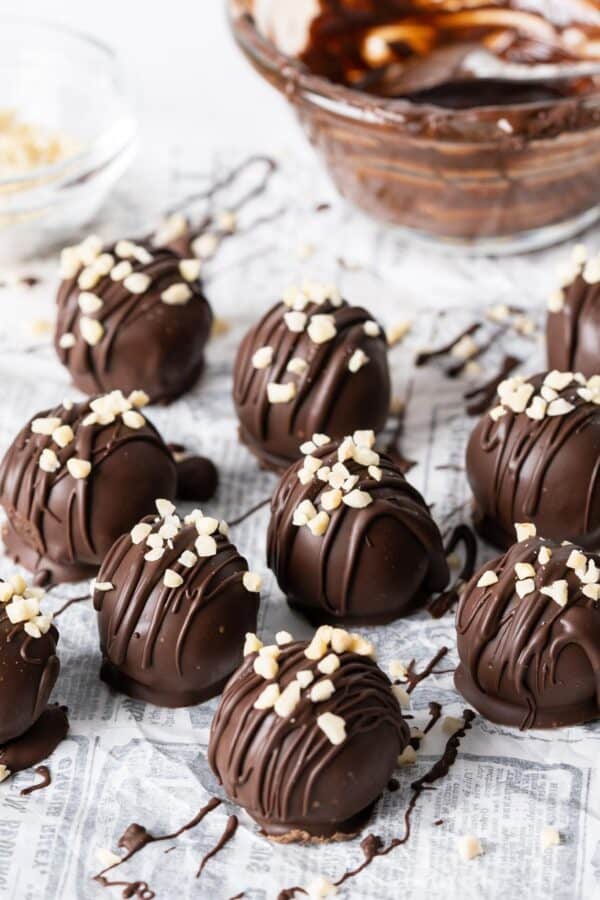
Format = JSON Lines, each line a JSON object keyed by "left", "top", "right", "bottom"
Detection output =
{"left": 0, "top": 18, "right": 137, "bottom": 263}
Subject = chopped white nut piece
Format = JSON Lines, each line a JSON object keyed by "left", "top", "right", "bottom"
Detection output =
{"left": 515, "top": 523, "right": 537, "bottom": 542}
{"left": 451, "top": 335, "right": 478, "bottom": 360}
{"left": 317, "top": 712, "right": 346, "bottom": 745}
{"left": 196, "top": 516, "right": 219, "bottom": 535}
{"left": 349, "top": 634, "right": 376, "bottom": 657}
{"left": 78, "top": 235, "right": 103, "bottom": 265}
{"left": 343, "top": 489, "right": 372, "bottom": 509}
{"left": 310, "top": 679, "right": 335, "bottom": 703}
{"left": 178, "top": 550, "right": 197, "bottom": 568}
{"left": 6, "top": 596, "right": 40, "bottom": 624}
{"left": 544, "top": 371, "right": 573, "bottom": 392}
{"left": 348, "top": 349, "right": 369, "bottom": 373}
{"left": 567, "top": 550, "right": 587, "bottom": 570}
{"left": 397, "top": 745, "right": 417, "bottom": 767}
{"left": 243, "top": 572, "right": 262, "bottom": 593}
{"left": 217, "top": 210, "right": 237, "bottom": 233}
{"left": 307, "top": 511, "right": 330, "bottom": 536}
{"left": 267, "top": 382, "right": 296, "bottom": 404}
{"left": 393, "top": 684, "right": 410, "bottom": 707}
{"left": 121, "top": 410, "right": 145, "bottom": 430}
{"left": 124, "top": 273, "right": 151, "bottom": 294}
{"left": 516, "top": 578, "right": 535, "bottom": 599}
{"left": 293, "top": 500, "right": 318, "bottom": 526}
{"left": 540, "top": 579, "right": 569, "bottom": 607}
{"left": 39, "top": 448, "right": 60, "bottom": 473}
{"left": 354, "top": 446, "right": 379, "bottom": 467}
{"left": 163, "top": 569, "right": 184, "bottom": 589}
{"left": 254, "top": 654, "right": 278, "bottom": 680}
{"left": 80, "top": 316, "right": 104, "bottom": 346}
{"left": 490, "top": 405, "right": 507, "bottom": 422}
{"left": 284, "top": 310, "right": 307, "bottom": 332}
{"left": 457, "top": 836, "right": 483, "bottom": 861}
{"left": 300, "top": 441, "right": 317, "bottom": 455}
{"left": 305, "top": 636, "right": 329, "bottom": 661}
{"left": 274, "top": 681, "right": 302, "bottom": 717}
{"left": 337, "top": 437, "right": 355, "bottom": 463}
{"left": 296, "top": 669, "right": 315, "bottom": 689}
{"left": 486, "top": 303, "right": 510, "bottom": 322}
{"left": 161, "top": 283, "right": 193, "bottom": 305}
{"left": 320, "top": 488, "right": 342, "bottom": 512}
{"left": 146, "top": 533, "right": 164, "bottom": 550}
{"left": 505, "top": 383, "right": 535, "bottom": 414}
{"left": 96, "top": 848, "right": 122, "bottom": 868}
{"left": 287, "top": 357, "right": 308, "bottom": 375}
{"left": 115, "top": 240, "right": 136, "bottom": 259}
{"left": 318, "top": 653, "right": 340, "bottom": 675}
{"left": 131, "top": 522, "right": 153, "bottom": 544}
{"left": 276, "top": 630, "right": 293, "bottom": 646}
{"left": 547, "top": 290, "right": 564, "bottom": 313}
{"left": 52, "top": 425, "right": 74, "bottom": 448}
{"left": 538, "top": 546, "right": 553, "bottom": 565}
{"left": 9, "top": 575, "right": 27, "bottom": 595}
{"left": 547, "top": 399, "right": 575, "bottom": 417}
{"left": 254, "top": 683, "right": 280, "bottom": 710}
{"left": 32, "top": 416, "right": 62, "bottom": 436}
{"left": 307, "top": 314, "right": 337, "bottom": 344}
{"left": 305, "top": 876, "right": 337, "bottom": 899}
{"left": 583, "top": 257, "right": 600, "bottom": 284}
{"left": 195, "top": 535, "right": 217, "bottom": 557}
{"left": 156, "top": 498, "right": 176, "bottom": 517}
{"left": 443, "top": 715, "right": 464, "bottom": 735}
{"left": 368, "top": 465, "right": 382, "bottom": 482}
{"left": 515, "top": 563, "right": 536, "bottom": 580}
{"left": 526, "top": 397, "right": 547, "bottom": 421}
{"left": 577, "top": 559, "right": 599, "bottom": 584}
{"left": 477, "top": 570, "right": 499, "bottom": 588}
{"left": 364, "top": 320, "right": 381, "bottom": 337}
{"left": 192, "top": 233, "right": 219, "bottom": 260}
{"left": 179, "top": 259, "right": 202, "bottom": 282}
{"left": 386, "top": 320, "right": 411, "bottom": 346}
{"left": 144, "top": 547, "right": 164, "bottom": 562}
{"left": 93, "top": 253, "right": 114, "bottom": 276}
{"left": 67, "top": 458, "right": 91, "bottom": 479}
{"left": 572, "top": 244, "right": 587, "bottom": 265}
{"left": 78, "top": 267, "right": 101, "bottom": 290}
{"left": 252, "top": 346, "right": 273, "bottom": 369}
{"left": 243, "top": 633, "right": 263, "bottom": 656}
{"left": 60, "top": 246, "right": 82, "bottom": 279}
{"left": 59, "top": 332, "right": 76, "bottom": 349}
{"left": 153, "top": 213, "right": 187, "bottom": 247}
{"left": 78, "top": 291, "right": 103, "bottom": 314}
{"left": 582, "top": 583, "right": 600, "bottom": 600}
{"left": 330, "top": 628, "right": 352, "bottom": 654}
{"left": 389, "top": 660, "right": 408, "bottom": 681}
{"left": 353, "top": 429, "right": 375, "bottom": 448}
{"left": 540, "top": 826, "right": 561, "bottom": 849}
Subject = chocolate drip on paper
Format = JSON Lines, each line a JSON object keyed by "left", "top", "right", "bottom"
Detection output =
{"left": 405, "top": 648, "right": 449, "bottom": 694}
{"left": 415, "top": 323, "right": 481, "bottom": 367}
{"left": 229, "top": 496, "right": 272, "bottom": 528}
{"left": 196, "top": 815, "right": 239, "bottom": 878}
{"left": 268, "top": 445, "right": 449, "bottom": 623}
{"left": 20, "top": 765, "right": 51, "bottom": 795}
{"left": 0, "top": 706, "right": 68, "bottom": 774}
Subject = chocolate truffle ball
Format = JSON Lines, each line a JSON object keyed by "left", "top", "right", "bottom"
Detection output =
{"left": 267, "top": 430, "right": 449, "bottom": 625}
{"left": 208, "top": 627, "right": 409, "bottom": 841}
{"left": 455, "top": 528, "right": 600, "bottom": 729}
{"left": 0, "top": 574, "right": 59, "bottom": 746}
{"left": 0, "top": 390, "right": 177, "bottom": 584}
{"left": 547, "top": 246, "right": 600, "bottom": 379}
{"left": 94, "top": 501, "right": 261, "bottom": 707}
{"left": 233, "top": 282, "right": 391, "bottom": 472}
{"left": 55, "top": 232, "right": 213, "bottom": 404}
{"left": 466, "top": 371, "right": 600, "bottom": 551}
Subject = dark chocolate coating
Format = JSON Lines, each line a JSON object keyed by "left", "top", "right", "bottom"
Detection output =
{"left": 55, "top": 241, "right": 213, "bottom": 405}
{"left": 95, "top": 516, "right": 260, "bottom": 707}
{"left": 0, "top": 399, "right": 177, "bottom": 583}
{"left": 176, "top": 456, "right": 219, "bottom": 502}
{"left": 208, "top": 637, "right": 409, "bottom": 840}
{"left": 466, "top": 373, "right": 600, "bottom": 551}
{"left": 0, "top": 705, "right": 69, "bottom": 774}
{"left": 547, "top": 267, "right": 600, "bottom": 378}
{"left": 233, "top": 296, "right": 390, "bottom": 472}
{"left": 455, "top": 536, "right": 600, "bottom": 729}
{"left": 0, "top": 594, "right": 59, "bottom": 745}
{"left": 267, "top": 442, "right": 449, "bottom": 625}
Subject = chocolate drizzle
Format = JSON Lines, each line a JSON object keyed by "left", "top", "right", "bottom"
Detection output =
{"left": 455, "top": 536, "right": 600, "bottom": 729}
{"left": 415, "top": 323, "right": 481, "bottom": 367}
{"left": 405, "top": 648, "right": 449, "bottom": 694}
{"left": 466, "top": 373, "right": 600, "bottom": 549}
{"left": 0, "top": 398, "right": 176, "bottom": 583}
{"left": 95, "top": 518, "right": 259, "bottom": 707}
{"left": 427, "top": 523, "right": 478, "bottom": 619}
{"left": 20, "top": 765, "right": 51, "bottom": 795}
{"left": 465, "top": 354, "right": 522, "bottom": 416}
{"left": 208, "top": 639, "right": 409, "bottom": 841}
{"left": 234, "top": 298, "right": 390, "bottom": 472}
{"left": 267, "top": 443, "right": 449, "bottom": 625}
{"left": 196, "top": 815, "right": 239, "bottom": 877}
{"left": 547, "top": 264, "right": 600, "bottom": 379}
{"left": 55, "top": 242, "right": 213, "bottom": 405}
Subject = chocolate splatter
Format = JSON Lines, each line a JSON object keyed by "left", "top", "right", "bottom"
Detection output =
{"left": 424, "top": 701, "right": 443, "bottom": 734}
{"left": 446, "top": 325, "right": 508, "bottom": 379}
{"left": 20, "top": 765, "right": 51, "bottom": 796}
{"left": 387, "top": 778, "right": 400, "bottom": 792}
{"left": 405, "top": 647, "right": 449, "bottom": 694}
{"left": 52, "top": 593, "right": 90, "bottom": 618}
{"left": 228, "top": 497, "right": 272, "bottom": 527}
{"left": 415, "top": 323, "right": 481, "bottom": 367}
{"left": 196, "top": 815, "right": 239, "bottom": 878}
{"left": 464, "top": 354, "right": 521, "bottom": 415}
{"left": 94, "top": 876, "right": 154, "bottom": 899}
{"left": 428, "top": 524, "right": 477, "bottom": 619}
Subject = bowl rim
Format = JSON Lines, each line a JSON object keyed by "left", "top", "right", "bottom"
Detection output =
{"left": 227, "top": 0, "right": 600, "bottom": 142}
{"left": 0, "top": 15, "right": 137, "bottom": 190}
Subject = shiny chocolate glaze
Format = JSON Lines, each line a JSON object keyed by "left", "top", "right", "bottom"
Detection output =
{"left": 233, "top": 296, "right": 390, "bottom": 472}
{"left": 466, "top": 372, "right": 600, "bottom": 550}
{"left": 267, "top": 440, "right": 449, "bottom": 624}
{"left": 55, "top": 240, "right": 213, "bottom": 406}
{"left": 547, "top": 252, "right": 600, "bottom": 378}
{"left": 208, "top": 637, "right": 409, "bottom": 841}
{"left": 95, "top": 515, "right": 259, "bottom": 707}
{"left": 455, "top": 536, "right": 600, "bottom": 729}
{"left": 0, "top": 399, "right": 176, "bottom": 584}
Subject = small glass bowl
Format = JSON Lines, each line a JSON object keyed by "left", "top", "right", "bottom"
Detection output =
{"left": 0, "top": 18, "right": 137, "bottom": 263}
{"left": 229, "top": 1, "right": 600, "bottom": 255}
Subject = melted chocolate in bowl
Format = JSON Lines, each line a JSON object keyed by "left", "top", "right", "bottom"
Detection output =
{"left": 230, "top": 1, "right": 600, "bottom": 251}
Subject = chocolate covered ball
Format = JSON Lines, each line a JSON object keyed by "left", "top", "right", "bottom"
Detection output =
{"left": 466, "top": 371, "right": 600, "bottom": 551}
{"left": 0, "top": 391, "right": 177, "bottom": 584}
{"left": 0, "top": 575, "right": 59, "bottom": 746}
{"left": 267, "top": 430, "right": 449, "bottom": 625}
{"left": 55, "top": 232, "right": 213, "bottom": 405}
{"left": 455, "top": 528, "right": 600, "bottom": 729}
{"left": 233, "top": 283, "right": 391, "bottom": 472}
{"left": 547, "top": 246, "right": 600, "bottom": 379}
{"left": 208, "top": 627, "right": 409, "bottom": 841}
{"left": 94, "top": 501, "right": 261, "bottom": 707}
